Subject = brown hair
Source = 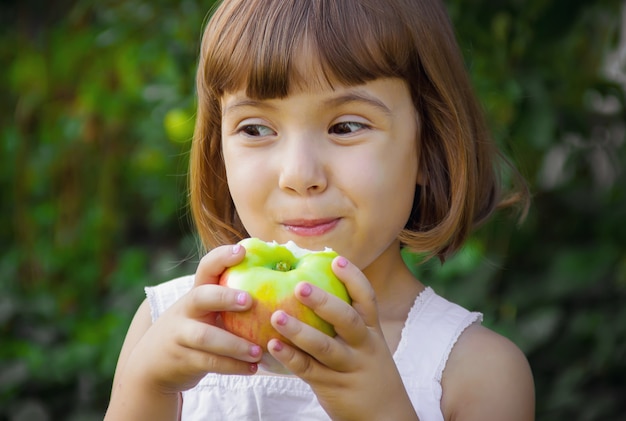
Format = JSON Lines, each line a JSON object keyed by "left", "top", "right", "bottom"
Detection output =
{"left": 190, "top": 0, "right": 529, "bottom": 260}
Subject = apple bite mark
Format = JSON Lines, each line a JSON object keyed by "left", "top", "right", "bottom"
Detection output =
{"left": 218, "top": 238, "right": 352, "bottom": 373}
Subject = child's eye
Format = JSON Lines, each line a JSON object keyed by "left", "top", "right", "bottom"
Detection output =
{"left": 328, "top": 121, "right": 368, "bottom": 135}
{"left": 239, "top": 124, "right": 275, "bottom": 137}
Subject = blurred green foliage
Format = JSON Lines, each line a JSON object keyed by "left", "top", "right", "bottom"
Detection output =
{"left": 2, "top": 0, "right": 625, "bottom": 420}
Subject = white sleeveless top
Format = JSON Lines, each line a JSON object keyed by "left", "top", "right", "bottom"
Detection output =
{"left": 146, "top": 276, "right": 482, "bottom": 421}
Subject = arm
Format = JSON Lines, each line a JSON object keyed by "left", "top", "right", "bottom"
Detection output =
{"left": 104, "top": 245, "right": 263, "bottom": 421}
{"left": 105, "top": 300, "right": 181, "bottom": 420}
{"left": 441, "top": 324, "right": 535, "bottom": 421}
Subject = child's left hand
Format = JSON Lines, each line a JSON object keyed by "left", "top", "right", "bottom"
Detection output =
{"left": 267, "top": 256, "right": 418, "bottom": 421}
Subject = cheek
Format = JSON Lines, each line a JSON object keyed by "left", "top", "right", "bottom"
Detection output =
{"left": 224, "top": 151, "right": 264, "bottom": 205}
{"left": 358, "top": 148, "right": 417, "bottom": 199}
{"left": 223, "top": 152, "right": 281, "bottom": 240}
{"left": 359, "top": 149, "right": 418, "bottom": 227}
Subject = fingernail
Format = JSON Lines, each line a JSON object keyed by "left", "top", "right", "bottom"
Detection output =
{"left": 249, "top": 363, "right": 258, "bottom": 373}
{"left": 298, "top": 282, "right": 313, "bottom": 297}
{"left": 250, "top": 345, "right": 262, "bottom": 358}
{"left": 271, "top": 340, "right": 283, "bottom": 352}
{"left": 336, "top": 256, "right": 348, "bottom": 268}
{"left": 232, "top": 244, "right": 242, "bottom": 254}
{"left": 276, "top": 311, "right": 288, "bottom": 326}
{"left": 236, "top": 292, "right": 248, "bottom": 305}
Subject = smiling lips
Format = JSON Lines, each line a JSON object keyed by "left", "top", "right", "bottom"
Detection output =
{"left": 282, "top": 218, "right": 340, "bottom": 236}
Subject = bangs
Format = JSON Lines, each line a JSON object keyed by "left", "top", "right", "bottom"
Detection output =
{"left": 200, "top": 0, "right": 417, "bottom": 99}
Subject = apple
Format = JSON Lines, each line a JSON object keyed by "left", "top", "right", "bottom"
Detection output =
{"left": 219, "top": 237, "right": 351, "bottom": 373}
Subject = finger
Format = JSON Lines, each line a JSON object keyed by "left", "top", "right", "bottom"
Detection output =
{"left": 270, "top": 310, "right": 347, "bottom": 369}
{"left": 182, "top": 347, "right": 260, "bottom": 376}
{"left": 184, "top": 283, "right": 252, "bottom": 319}
{"left": 332, "top": 256, "right": 380, "bottom": 328}
{"left": 294, "top": 281, "right": 368, "bottom": 347}
{"left": 266, "top": 337, "right": 322, "bottom": 380}
{"left": 179, "top": 319, "right": 263, "bottom": 364}
{"left": 194, "top": 243, "right": 246, "bottom": 287}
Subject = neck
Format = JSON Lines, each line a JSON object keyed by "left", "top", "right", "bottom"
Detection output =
{"left": 362, "top": 240, "right": 424, "bottom": 320}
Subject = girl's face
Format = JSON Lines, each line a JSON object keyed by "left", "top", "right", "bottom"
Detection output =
{"left": 221, "top": 77, "right": 419, "bottom": 270}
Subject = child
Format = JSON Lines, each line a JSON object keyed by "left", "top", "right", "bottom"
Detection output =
{"left": 105, "top": 0, "right": 535, "bottom": 419}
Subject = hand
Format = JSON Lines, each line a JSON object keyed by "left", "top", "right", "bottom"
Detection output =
{"left": 266, "top": 256, "right": 418, "bottom": 421}
{"left": 123, "top": 244, "right": 263, "bottom": 395}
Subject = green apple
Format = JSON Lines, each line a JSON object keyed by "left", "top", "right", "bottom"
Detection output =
{"left": 219, "top": 237, "right": 351, "bottom": 373}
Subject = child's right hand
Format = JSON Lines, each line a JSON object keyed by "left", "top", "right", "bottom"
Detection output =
{"left": 104, "top": 244, "right": 262, "bottom": 420}
{"left": 130, "top": 244, "right": 262, "bottom": 390}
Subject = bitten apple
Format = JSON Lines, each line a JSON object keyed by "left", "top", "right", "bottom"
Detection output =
{"left": 219, "top": 238, "right": 351, "bottom": 373}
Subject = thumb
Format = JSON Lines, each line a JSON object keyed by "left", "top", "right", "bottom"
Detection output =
{"left": 332, "top": 256, "right": 380, "bottom": 329}
{"left": 194, "top": 243, "right": 246, "bottom": 287}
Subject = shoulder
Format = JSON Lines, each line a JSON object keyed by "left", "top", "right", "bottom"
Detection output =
{"left": 440, "top": 323, "right": 535, "bottom": 421}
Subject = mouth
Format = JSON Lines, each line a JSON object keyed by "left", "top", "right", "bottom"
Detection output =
{"left": 281, "top": 218, "right": 340, "bottom": 237}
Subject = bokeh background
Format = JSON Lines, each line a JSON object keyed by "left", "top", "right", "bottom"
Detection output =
{"left": 2, "top": 0, "right": 625, "bottom": 420}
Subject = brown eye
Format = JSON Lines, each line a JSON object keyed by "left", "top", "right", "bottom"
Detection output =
{"left": 329, "top": 121, "right": 367, "bottom": 135}
{"left": 240, "top": 124, "right": 275, "bottom": 137}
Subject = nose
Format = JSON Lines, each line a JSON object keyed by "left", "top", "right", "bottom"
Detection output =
{"left": 277, "top": 132, "right": 328, "bottom": 195}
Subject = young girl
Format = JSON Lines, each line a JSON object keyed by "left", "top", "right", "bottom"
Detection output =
{"left": 105, "top": 0, "right": 535, "bottom": 420}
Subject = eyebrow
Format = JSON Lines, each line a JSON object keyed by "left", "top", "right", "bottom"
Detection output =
{"left": 222, "top": 90, "right": 393, "bottom": 116}
{"left": 222, "top": 99, "right": 278, "bottom": 116}
{"left": 321, "top": 91, "right": 393, "bottom": 116}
